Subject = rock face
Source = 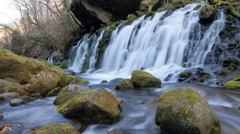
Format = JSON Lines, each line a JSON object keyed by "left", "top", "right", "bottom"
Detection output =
{"left": 155, "top": 87, "right": 221, "bottom": 134}
{"left": 70, "top": 0, "right": 142, "bottom": 31}
{"left": 131, "top": 70, "right": 161, "bottom": 88}
{"left": 54, "top": 88, "right": 122, "bottom": 124}
{"left": 29, "top": 123, "right": 79, "bottom": 134}
{"left": 115, "top": 79, "right": 134, "bottom": 90}
{"left": 0, "top": 49, "right": 66, "bottom": 96}
{"left": 198, "top": 4, "right": 217, "bottom": 24}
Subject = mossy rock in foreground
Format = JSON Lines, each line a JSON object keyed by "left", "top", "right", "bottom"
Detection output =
{"left": 0, "top": 49, "right": 66, "bottom": 96}
{"left": 224, "top": 74, "right": 240, "bottom": 91}
{"left": 131, "top": 70, "right": 161, "bottom": 88}
{"left": 155, "top": 87, "right": 221, "bottom": 134}
{"left": 29, "top": 123, "right": 79, "bottom": 134}
{"left": 54, "top": 88, "right": 122, "bottom": 124}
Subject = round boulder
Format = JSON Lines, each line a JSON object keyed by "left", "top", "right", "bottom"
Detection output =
{"left": 54, "top": 88, "right": 122, "bottom": 124}
{"left": 155, "top": 87, "right": 221, "bottom": 134}
{"left": 131, "top": 70, "right": 161, "bottom": 88}
{"left": 115, "top": 78, "right": 134, "bottom": 90}
{"left": 28, "top": 123, "right": 79, "bottom": 134}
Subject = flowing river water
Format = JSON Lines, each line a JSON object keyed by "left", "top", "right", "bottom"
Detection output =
{"left": 0, "top": 75, "right": 240, "bottom": 134}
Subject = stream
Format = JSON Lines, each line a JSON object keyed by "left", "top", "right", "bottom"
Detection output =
{"left": 0, "top": 74, "right": 240, "bottom": 134}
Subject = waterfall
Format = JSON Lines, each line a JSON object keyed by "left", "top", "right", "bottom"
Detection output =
{"left": 68, "top": 3, "right": 226, "bottom": 81}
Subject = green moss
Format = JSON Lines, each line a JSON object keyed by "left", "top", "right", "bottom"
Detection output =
{"left": 127, "top": 14, "right": 138, "bottom": 22}
{"left": 199, "top": 74, "right": 209, "bottom": 83}
{"left": 68, "top": 71, "right": 76, "bottom": 75}
{"left": 229, "top": 64, "right": 236, "bottom": 71}
{"left": 0, "top": 49, "right": 66, "bottom": 96}
{"left": 66, "top": 75, "right": 89, "bottom": 85}
{"left": 144, "top": 11, "right": 156, "bottom": 19}
{"left": 219, "top": 70, "right": 227, "bottom": 76}
{"left": 238, "top": 105, "right": 240, "bottom": 110}
{"left": 160, "top": 87, "right": 203, "bottom": 106}
{"left": 131, "top": 70, "right": 161, "bottom": 88}
{"left": 179, "top": 71, "right": 190, "bottom": 77}
{"left": 28, "top": 123, "right": 79, "bottom": 134}
{"left": 214, "top": 1, "right": 240, "bottom": 19}
{"left": 41, "top": 60, "right": 56, "bottom": 67}
{"left": 224, "top": 74, "right": 240, "bottom": 90}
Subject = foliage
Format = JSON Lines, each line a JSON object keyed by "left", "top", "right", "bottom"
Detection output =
{"left": 224, "top": 74, "right": 240, "bottom": 90}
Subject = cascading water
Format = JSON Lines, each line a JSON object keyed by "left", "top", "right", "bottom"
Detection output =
{"left": 68, "top": 3, "right": 225, "bottom": 82}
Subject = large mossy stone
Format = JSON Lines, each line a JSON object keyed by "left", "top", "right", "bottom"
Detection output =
{"left": 54, "top": 88, "right": 122, "bottom": 124}
{"left": 115, "top": 78, "right": 134, "bottom": 90}
{"left": 131, "top": 70, "right": 161, "bottom": 88}
{"left": 155, "top": 87, "right": 221, "bottom": 134}
{"left": 224, "top": 74, "right": 240, "bottom": 91}
{"left": 0, "top": 49, "right": 66, "bottom": 96}
{"left": 28, "top": 123, "right": 79, "bottom": 134}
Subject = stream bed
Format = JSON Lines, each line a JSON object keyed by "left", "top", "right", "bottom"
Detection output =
{"left": 0, "top": 77, "right": 240, "bottom": 134}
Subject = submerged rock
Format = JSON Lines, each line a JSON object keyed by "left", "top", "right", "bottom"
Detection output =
{"left": 0, "top": 92, "right": 19, "bottom": 100}
{"left": 10, "top": 99, "right": 24, "bottom": 106}
{"left": 131, "top": 70, "right": 161, "bottom": 88}
{"left": 0, "top": 49, "right": 66, "bottom": 96}
{"left": 155, "top": 87, "right": 221, "bottom": 134}
{"left": 28, "top": 123, "right": 79, "bottom": 134}
{"left": 115, "top": 78, "right": 134, "bottom": 90}
{"left": 54, "top": 88, "right": 122, "bottom": 124}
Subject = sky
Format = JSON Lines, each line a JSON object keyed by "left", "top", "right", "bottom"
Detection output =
{"left": 0, "top": 0, "right": 20, "bottom": 25}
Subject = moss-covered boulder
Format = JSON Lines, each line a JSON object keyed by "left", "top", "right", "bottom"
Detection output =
{"left": 115, "top": 79, "right": 134, "bottom": 90}
{"left": 131, "top": 70, "right": 161, "bottom": 88}
{"left": 54, "top": 88, "right": 122, "bottom": 124}
{"left": 58, "top": 84, "right": 91, "bottom": 96}
{"left": 0, "top": 49, "right": 66, "bottom": 96}
{"left": 66, "top": 75, "right": 89, "bottom": 85}
{"left": 155, "top": 87, "right": 221, "bottom": 134}
{"left": 28, "top": 123, "right": 79, "bottom": 134}
{"left": 224, "top": 74, "right": 240, "bottom": 90}
{"left": 199, "top": 4, "right": 217, "bottom": 24}
{"left": 0, "top": 79, "right": 28, "bottom": 96}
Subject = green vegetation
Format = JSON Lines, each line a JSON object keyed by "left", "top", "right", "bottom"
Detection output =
{"left": 179, "top": 71, "right": 190, "bottom": 78}
{"left": 127, "top": 14, "right": 138, "bottom": 22}
{"left": 41, "top": 60, "right": 56, "bottom": 67}
{"left": 238, "top": 105, "right": 240, "bottom": 110}
{"left": 199, "top": 74, "right": 209, "bottom": 83}
{"left": 144, "top": 11, "right": 156, "bottom": 19}
{"left": 219, "top": 70, "right": 227, "bottom": 76}
{"left": 224, "top": 74, "right": 240, "bottom": 91}
{"left": 29, "top": 123, "right": 79, "bottom": 134}
{"left": 66, "top": 75, "right": 89, "bottom": 85}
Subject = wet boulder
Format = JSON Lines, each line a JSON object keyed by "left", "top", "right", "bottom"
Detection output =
{"left": 10, "top": 99, "right": 24, "bottom": 106}
{"left": 224, "top": 74, "right": 240, "bottom": 91}
{"left": 70, "top": 0, "right": 142, "bottom": 31}
{"left": 47, "top": 87, "right": 61, "bottom": 96}
{"left": 155, "top": 87, "right": 221, "bottom": 134}
{"left": 131, "top": 70, "right": 161, "bottom": 88}
{"left": 0, "top": 79, "right": 28, "bottom": 96}
{"left": 54, "top": 88, "right": 122, "bottom": 124}
{"left": 115, "top": 78, "right": 134, "bottom": 90}
{"left": 198, "top": 4, "right": 217, "bottom": 24}
{"left": 29, "top": 123, "right": 79, "bottom": 134}
{"left": 0, "top": 49, "right": 66, "bottom": 96}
